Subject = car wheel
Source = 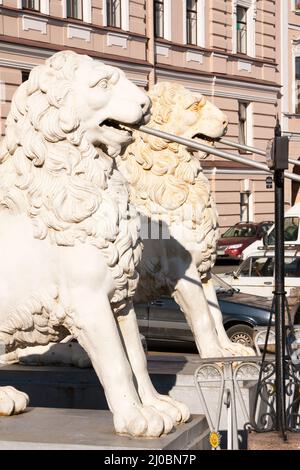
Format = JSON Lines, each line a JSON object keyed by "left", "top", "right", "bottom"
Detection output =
{"left": 226, "top": 324, "right": 254, "bottom": 348}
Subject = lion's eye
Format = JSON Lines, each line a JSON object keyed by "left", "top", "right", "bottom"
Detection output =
{"left": 98, "top": 79, "right": 108, "bottom": 89}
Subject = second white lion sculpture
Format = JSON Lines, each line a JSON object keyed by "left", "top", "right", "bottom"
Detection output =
{"left": 119, "top": 82, "right": 253, "bottom": 357}
{"left": 0, "top": 51, "right": 190, "bottom": 436}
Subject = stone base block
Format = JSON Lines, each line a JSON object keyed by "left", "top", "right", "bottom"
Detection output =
{"left": 0, "top": 408, "right": 209, "bottom": 450}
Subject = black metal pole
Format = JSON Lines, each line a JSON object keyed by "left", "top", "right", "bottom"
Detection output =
{"left": 274, "top": 168, "right": 287, "bottom": 438}
{"left": 274, "top": 122, "right": 287, "bottom": 439}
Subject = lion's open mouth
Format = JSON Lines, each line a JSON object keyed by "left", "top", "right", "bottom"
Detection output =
{"left": 101, "top": 118, "right": 131, "bottom": 135}
{"left": 192, "top": 133, "right": 217, "bottom": 145}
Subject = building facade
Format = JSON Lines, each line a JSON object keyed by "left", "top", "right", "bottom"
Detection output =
{"left": 0, "top": 1, "right": 285, "bottom": 231}
{"left": 280, "top": 0, "right": 300, "bottom": 205}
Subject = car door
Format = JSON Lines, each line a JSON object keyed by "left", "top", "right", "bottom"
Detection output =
{"left": 284, "top": 256, "right": 300, "bottom": 295}
{"left": 148, "top": 297, "right": 193, "bottom": 343}
{"left": 230, "top": 256, "right": 274, "bottom": 297}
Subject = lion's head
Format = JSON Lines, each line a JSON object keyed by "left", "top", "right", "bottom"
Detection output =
{"left": 0, "top": 51, "right": 151, "bottom": 306}
{"left": 119, "top": 82, "right": 228, "bottom": 214}
{"left": 0, "top": 51, "right": 150, "bottom": 241}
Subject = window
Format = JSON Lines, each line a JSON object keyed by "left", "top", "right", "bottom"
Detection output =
{"left": 237, "top": 5, "right": 247, "bottom": 54}
{"left": 232, "top": 1, "right": 256, "bottom": 57}
{"left": 240, "top": 192, "right": 251, "bottom": 223}
{"left": 238, "top": 257, "right": 251, "bottom": 277}
{"left": 296, "top": 57, "right": 300, "bottom": 114}
{"left": 22, "top": 0, "right": 40, "bottom": 10}
{"left": 67, "top": 0, "right": 83, "bottom": 20}
{"left": 106, "top": 0, "right": 122, "bottom": 28}
{"left": 187, "top": 0, "right": 197, "bottom": 45}
{"left": 22, "top": 71, "right": 30, "bottom": 83}
{"left": 267, "top": 217, "right": 300, "bottom": 245}
{"left": 155, "top": 0, "right": 164, "bottom": 38}
{"left": 238, "top": 101, "right": 248, "bottom": 146}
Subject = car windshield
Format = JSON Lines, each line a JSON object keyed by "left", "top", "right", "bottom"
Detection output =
{"left": 222, "top": 225, "right": 257, "bottom": 238}
{"left": 267, "top": 217, "right": 299, "bottom": 245}
{"left": 211, "top": 273, "right": 237, "bottom": 294}
{"left": 237, "top": 254, "right": 300, "bottom": 277}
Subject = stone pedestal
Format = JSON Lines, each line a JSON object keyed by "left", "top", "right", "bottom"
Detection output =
{"left": 0, "top": 354, "right": 257, "bottom": 433}
{"left": 0, "top": 408, "right": 209, "bottom": 450}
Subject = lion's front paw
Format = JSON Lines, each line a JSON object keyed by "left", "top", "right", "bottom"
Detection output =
{"left": 113, "top": 404, "right": 174, "bottom": 437}
{"left": 142, "top": 394, "right": 190, "bottom": 425}
{"left": 221, "top": 341, "right": 255, "bottom": 357}
{"left": 0, "top": 386, "right": 29, "bottom": 416}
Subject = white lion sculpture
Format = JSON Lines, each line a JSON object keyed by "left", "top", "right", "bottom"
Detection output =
{"left": 0, "top": 51, "right": 190, "bottom": 436}
{"left": 119, "top": 82, "right": 253, "bottom": 357}
{"left": 7, "top": 83, "right": 253, "bottom": 368}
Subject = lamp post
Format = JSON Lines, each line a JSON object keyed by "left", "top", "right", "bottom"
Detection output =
{"left": 266, "top": 121, "right": 289, "bottom": 438}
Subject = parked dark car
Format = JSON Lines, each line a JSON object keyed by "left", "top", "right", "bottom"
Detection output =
{"left": 135, "top": 274, "right": 273, "bottom": 351}
{"left": 217, "top": 221, "right": 273, "bottom": 260}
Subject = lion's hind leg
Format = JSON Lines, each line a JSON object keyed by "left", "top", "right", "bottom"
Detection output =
{"left": 69, "top": 289, "right": 174, "bottom": 437}
{"left": 117, "top": 302, "right": 190, "bottom": 427}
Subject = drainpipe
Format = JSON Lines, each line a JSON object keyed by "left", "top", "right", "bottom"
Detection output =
{"left": 146, "top": 0, "right": 155, "bottom": 89}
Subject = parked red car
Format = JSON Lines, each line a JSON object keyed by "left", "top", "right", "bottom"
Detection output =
{"left": 217, "top": 221, "right": 273, "bottom": 260}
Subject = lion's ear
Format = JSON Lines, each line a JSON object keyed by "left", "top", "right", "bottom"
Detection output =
{"left": 27, "top": 66, "right": 54, "bottom": 95}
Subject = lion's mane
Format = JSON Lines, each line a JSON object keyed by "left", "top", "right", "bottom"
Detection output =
{"left": 0, "top": 51, "right": 141, "bottom": 308}
{"left": 120, "top": 82, "right": 219, "bottom": 278}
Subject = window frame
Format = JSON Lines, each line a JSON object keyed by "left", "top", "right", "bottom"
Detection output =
{"left": 238, "top": 100, "right": 253, "bottom": 149}
{"left": 106, "top": 0, "right": 122, "bottom": 29}
{"left": 154, "top": 0, "right": 164, "bottom": 38}
{"left": 186, "top": 0, "right": 198, "bottom": 45}
{"left": 62, "top": 0, "right": 91, "bottom": 23}
{"left": 295, "top": 0, "right": 300, "bottom": 13}
{"left": 22, "top": 0, "right": 40, "bottom": 11}
{"left": 183, "top": 0, "right": 205, "bottom": 47}
{"left": 102, "top": 0, "right": 129, "bottom": 31}
{"left": 232, "top": 0, "right": 256, "bottom": 57}
{"left": 66, "top": 0, "right": 83, "bottom": 21}
{"left": 236, "top": 5, "right": 247, "bottom": 54}
{"left": 295, "top": 56, "right": 300, "bottom": 114}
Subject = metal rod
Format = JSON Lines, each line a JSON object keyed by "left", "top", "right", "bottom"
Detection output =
{"left": 220, "top": 138, "right": 266, "bottom": 156}
{"left": 274, "top": 167, "right": 287, "bottom": 439}
{"left": 289, "top": 159, "right": 300, "bottom": 167}
{"left": 273, "top": 122, "right": 287, "bottom": 440}
{"left": 137, "top": 126, "right": 300, "bottom": 183}
{"left": 220, "top": 137, "right": 299, "bottom": 169}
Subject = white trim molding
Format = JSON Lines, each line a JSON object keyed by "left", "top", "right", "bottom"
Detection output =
{"left": 164, "top": 0, "right": 172, "bottom": 41}
{"left": 102, "top": 0, "right": 129, "bottom": 31}
{"left": 22, "top": 14, "right": 48, "bottom": 34}
{"left": 67, "top": 24, "right": 92, "bottom": 41}
{"left": 182, "top": 0, "right": 205, "bottom": 47}
{"left": 292, "top": 39, "right": 300, "bottom": 114}
{"left": 186, "top": 50, "right": 203, "bottom": 64}
{"left": 232, "top": 0, "right": 257, "bottom": 57}
{"left": 62, "top": 0, "right": 92, "bottom": 23}
{"left": 156, "top": 43, "right": 170, "bottom": 57}
{"left": 40, "top": 0, "right": 49, "bottom": 15}
{"left": 246, "top": 101, "right": 254, "bottom": 146}
{"left": 107, "top": 32, "right": 128, "bottom": 48}
{"left": 237, "top": 59, "right": 252, "bottom": 72}
{"left": 282, "top": 1, "right": 290, "bottom": 131}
